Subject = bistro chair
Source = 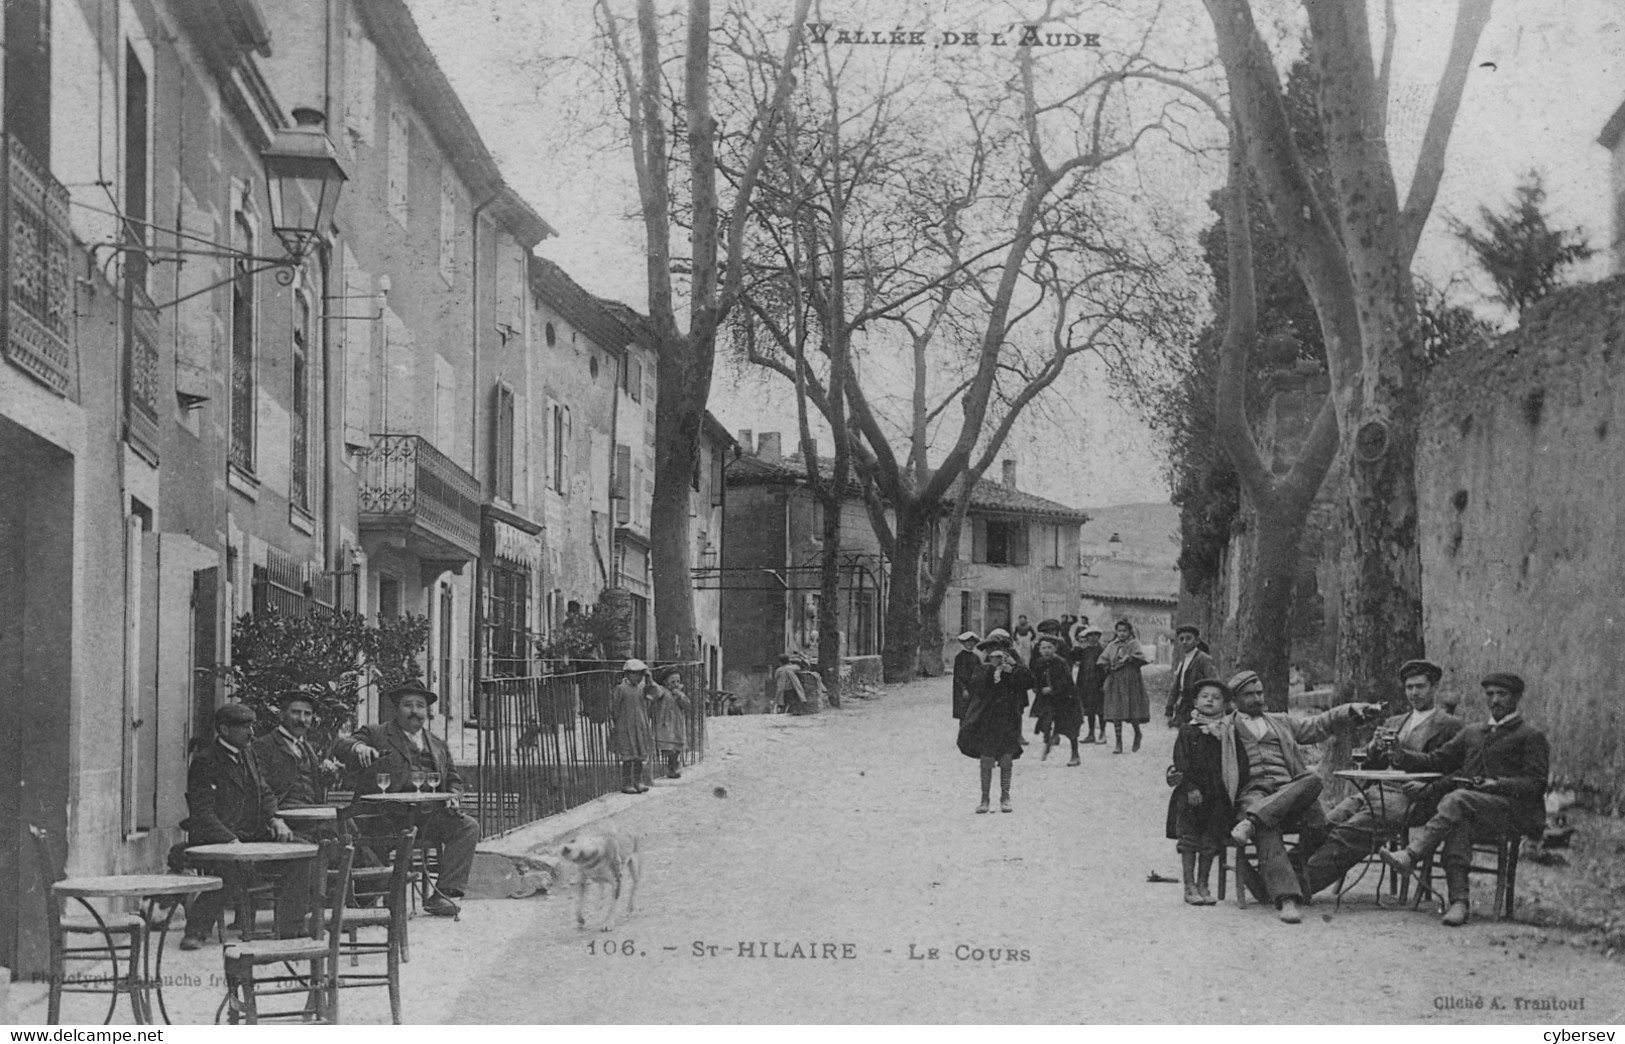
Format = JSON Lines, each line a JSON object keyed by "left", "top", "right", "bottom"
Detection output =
{"left": 28, "top": 825, "right": 149, "bottom": 1025}
{"left": 1227, "top": 831, "right": 1301, "bottom": 909}
{"left": 331, "top": 826, "right": 416, "bottom": 1024}
{"left": 1410, "top": 831, "right": 1527, "bottom": 921}
{"left": 220, "top": 840, "right": 355, "bottom": 1024}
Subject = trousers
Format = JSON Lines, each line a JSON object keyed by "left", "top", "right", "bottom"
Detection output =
{"left": 420, "top": 807, "right": 481, "bottom": 895}
{"left": 1237, "top": 773, "right": 1327, "bottom": 904}
{"left": 1413, "top": 789, "right": 1527, "bottom": 869}
{"left": 1303, "top": 786, "right": 1416, "bottom": 896}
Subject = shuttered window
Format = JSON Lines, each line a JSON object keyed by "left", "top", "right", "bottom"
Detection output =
{"left": 490, "top": 382, "right": 514, "bottom": 502}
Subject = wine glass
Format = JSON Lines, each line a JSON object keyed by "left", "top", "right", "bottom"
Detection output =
{"left": 375, "top": 771, "right": 393, "bottom": 793}
{"left": 1350, "top": 745, "right": 1371, "bottom": 770}
{"left": 426, "top": 771, "right": 442, "bottom": 792}
{"left": 409, "top": 768, "right": 427, "bottom": 793}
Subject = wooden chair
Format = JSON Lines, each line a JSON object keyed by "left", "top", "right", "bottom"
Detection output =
{"left": 221, "top": 840, "right": 355, "bottom": 1024}
{"left": 1411, "top": 833, "right": 1524, "bottom": 921}
{"left": 28, "top": 825, "right": 148, "bottom": 1025}
{"left": 1227, "top": 831, "right": 1302, "bottom": 909}
{"left": 331, "top": 826, "right": 416, "bottom": 1024}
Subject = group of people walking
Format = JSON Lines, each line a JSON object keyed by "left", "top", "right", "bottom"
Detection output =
{"left": 951, "top": 616, "right": 1155, "bottom": 814}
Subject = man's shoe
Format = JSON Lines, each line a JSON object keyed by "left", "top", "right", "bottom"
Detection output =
{"left": 1184, "top": 885, "right": 1204, "bottom": 906}
{"left": 178, "top": 934, "right": 205, "bottom": 952}
{"left": 620, "top": 786, "right": 639, "bottom": 795}
{"left": 1195, "top": 886, "right": 1217, "bottom": 906}
{"left": 1041, "top": 739, "right": 1052, "bottom": 761}
{"left": 1278, "top": 899, "right": 1303, "bottom": 924}
{"left": 1230, "top": 819, "right": 1256, "bottom": 846}
{"left": 1379, "top": 847, "right": 1416, "bottom": 878}
{"left": 1441, "top": 900, "right": 1470, "bottom": 927}
{"left": 975, "top": 800, "right": 990, "bottom": 814}
{"left": 999, "top": 796, "right": 1013, "bottom": 813}
{"left": 635, "top": 784, "right": 651, "bottom": 793}
{"left": 424, "top": 895, "right": 461, "bottom": 918}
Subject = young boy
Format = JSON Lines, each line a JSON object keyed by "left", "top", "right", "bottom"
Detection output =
{"left": 1165, "top": 678, "right": 1233, "bottom": 905}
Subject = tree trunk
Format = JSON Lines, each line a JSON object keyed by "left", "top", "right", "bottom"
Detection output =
{"left": 651, "top": 336, "right": 704, "bottom": 662}
{"left": 817, "top": 487, "right": 843, "bottom": 707}
{"left": 881, "top": 511, "right": 925, "bottom": 683}
{"left": 1232, "top": 502, "right": 1309, "bottom": 712}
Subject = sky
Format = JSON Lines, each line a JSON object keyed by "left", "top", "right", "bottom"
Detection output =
{"left": 405, "top": 0, "right": 1624, "bottom": 510}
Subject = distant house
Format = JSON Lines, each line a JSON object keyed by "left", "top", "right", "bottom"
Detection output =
{"left": 1600, "top": 99, "right": 1625, "bottom": 273}
{"left": 1077, "top": 503, "right": 1182, "bottom": 664}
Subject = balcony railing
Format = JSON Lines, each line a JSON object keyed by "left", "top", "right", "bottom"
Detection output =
{"left": 3, "top": 134, "right": 75, "bottom": 397}
{"left": 358, "top": 433, "right": 482, "bottom": 560}
{"left": 124, "top": 283, "right": 162, "bottom": 462}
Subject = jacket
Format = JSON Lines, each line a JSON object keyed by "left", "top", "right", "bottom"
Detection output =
{"left": 1165, "top": 649, "right": 1216, "bottom": 718}
{"left": 1391, "top": 715, "right": 1550, "bottom": 835}
{"left": 1366, "top": 708, "right": 1464, "bottom": 767}
{"left": 951, "top": 649, "right": 982, "bottom": 719}
{"left": 334, "top": 721, "right": 466, "bottom": 799}
{"left": 250, "top": 728, "right": 327, "bottom": 808}
{"left": 1166, "top": 717, "right": 1231, "bottom": 840}
{"left": 1219, "top": 704, "right": 1366, "bottom": 803}
{"left": 183, "top": 739, "right": 281, "bottom": 844}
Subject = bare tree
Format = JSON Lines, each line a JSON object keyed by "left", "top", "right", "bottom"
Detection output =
{"left": 596, "top": 0, "right": 811, "bottom": 661}
{"left": 1203, "top": 0, "right": 1494, "bottom": 706}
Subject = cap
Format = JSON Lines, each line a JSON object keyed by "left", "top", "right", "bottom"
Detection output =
{"left": 1480, "top": 671, "right": 1525, "bottom": 696}
{"left": 1227, "top": 670, "right": 1263, "bottom": 696}
{"left": 1190, "top": 678, "right": 1232, "bottom": 702}
{"left": 657, "top": 665, "right": 684, "bottom": 683}
{"left": 623, "top": 658, "right": 649, "bottom": 673}
{"left": 214, "top": 702, "right": 257, "bottom": 726}
{"left": 275, "top": 687, "right": 320, "bottom": 709}
{"left": 1035, "top": 632, "right": 1066, "bottom": 648}
{"left": 384, "top": 681, "right": 438, "bottom": 706}
{"left": 1398, "top": 658, "right": 1443, "bottom": 684}
{"left": 986, "top": 628, "right": 1011, "bottom": 641}
{"left": 957, "top": 631, "right": 980, "bottom": 642}
{"left": 1175, "top": 624, "right": 1200, "bottom": 638}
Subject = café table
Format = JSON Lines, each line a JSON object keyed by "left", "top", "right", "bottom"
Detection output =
{"left": 51, "top": 873, "right": 223, "bottom": 1024}
{"left": 182, "top": 842, "right": 320, "bottom": 943}
{"left": 356, "top": 792, "right": 454, "bottom": 906}
{"left": 1331, "top": 769, "right": 1444, "bottom": 906}
{"left": 276, "top": 806, "right": 338, "bottom": 825}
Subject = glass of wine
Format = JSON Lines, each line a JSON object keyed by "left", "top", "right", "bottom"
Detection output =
{"left": 426, "top": 771, "right": 442, "bottom": 792}
{"left": 409, "top": 768, "right": 427, "bottom": 793}
{"left": 375, "top": 771, "right": 392, "bottom": 793}
{"left": 1351, "top": 745, "right": 1371, "bottom": 770}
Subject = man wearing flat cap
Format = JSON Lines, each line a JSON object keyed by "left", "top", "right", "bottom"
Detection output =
{"left": 178, "top": 702, "right": 295, "bottom": 950}
{"left": 1164, "top": 625, "right": 1216, "bottom": 727}
{"left": 1301, "top": 658, "right": 1463, "bottom": 897}
{"left": 952, "top": 632, "right": 983, "bottom": 720}
{"left": 1382, "top": 672, "right": 1550, "bottom": 926}
{"left": 333, "top": 682, "right": 480, "bottom": 916}
{"left": 251, "top": 688, "right": 339, "bottom": 810}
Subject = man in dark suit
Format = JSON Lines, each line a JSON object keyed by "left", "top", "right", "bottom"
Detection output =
{"left": 251, "top": 688, "right": 335, "bottom": 810}
{"left": 334, "top": 682, "right": 479, "bottom": 917}
{"left": 1302, "top": 658, "right": 1464, "bottom": 895}
{"left": 179, "top": 703, "right": 294, "bottom": 950}
{"left": 1382, "top": 672, "right": 1551, "bottom": 926}
{"left": 1164, "top": 625, "right": 1216, "bottom": 725}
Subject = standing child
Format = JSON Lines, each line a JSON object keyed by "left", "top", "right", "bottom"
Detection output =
{"left": 956, "top": 639, "right": 1033, "bottom": 813}
{"left": 651, "top": 667, "right": 692, "bottom": 779}
{"left": 609, "top": 659, "right": 657, "bottom": 794}
{"left": 1165, "top": 679, "right": 1234, "bottom": 905}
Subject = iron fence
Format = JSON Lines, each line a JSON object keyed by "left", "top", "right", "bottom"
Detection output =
{"left": 469, "top": 661, "right": 707, "bottom": 838}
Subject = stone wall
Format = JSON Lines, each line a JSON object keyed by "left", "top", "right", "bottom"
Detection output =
{"left": 1419, "top": 277, "right": 1625, "bottom": 811}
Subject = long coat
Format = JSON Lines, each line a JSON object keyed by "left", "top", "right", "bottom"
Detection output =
{"left": 183, "top": 740, "right": 281, "bottom": 844}
{"left": 951, "top": 649, "right": 982, "bottom": 719}
{"left": 607, "top": 679, "right": 656, "bottom": 759}
{"left": 1071, "top": 643, "right": 1105, "bottom": 716}
{"left": 335, "top": 720, "right": 467, "bottom": 798}
{"left": 1165, "top": 717, "right": 1232, "bottom": 842}
{"left": 1391, "top": 716, "right": 1551, "bottom": 837}
{"left": 956, "top": 663, "right": 1032, "bottom": 760}
{"left": 1099, "top": 637, "right": 1149, "bottom": 723}
{"left": 650, "top": 684, "right": 691, "bottom": 751}
{"left": 1029, "top": 654, "right": 1082, "bottom": 739}
{"left": 251, "top": 728, "right": 327, "bottom": 808}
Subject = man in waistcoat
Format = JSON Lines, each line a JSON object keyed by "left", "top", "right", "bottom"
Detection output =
{"left": 251, "top": 688, "right": 337, "bottom": 811}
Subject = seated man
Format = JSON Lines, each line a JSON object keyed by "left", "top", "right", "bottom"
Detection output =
{"left": 251, "top": 688, "right": 337, "bottom": 812}
{"left": 1381, "top": 672, "right": 1549, "bottom": 927}
{"left": 334, "top": 682, "right": 480, "bottom": 917}
{"left": 1220, "top": 670, "right": 1383, "bottom": 924}
{"left": 1302, "top": 658, "right": 1463, "bottom": 896}
{"left": 179, "top": 703, "right": 295, "bottom": 951}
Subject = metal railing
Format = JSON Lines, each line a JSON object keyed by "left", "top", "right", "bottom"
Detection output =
{"left": 470, "top": 661, "right": 707, "bottom": 838}
{"left": 3, "top": 134, "right": 74, "bottom": 396}
{"left": 357, "top": 433, "right": 482, "bottom": 558}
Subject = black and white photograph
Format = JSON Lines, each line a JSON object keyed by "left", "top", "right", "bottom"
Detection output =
{"left": 2, "top": 0, "right": 1623, "bottom": 1028}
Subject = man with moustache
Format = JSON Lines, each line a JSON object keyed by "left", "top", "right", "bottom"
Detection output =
{"left": 1381, "top": 672, "right": 1550, "bottom": 927}
{"left": 251, "top": 688, "right": 340, "bottom": 810}
{"left": 335, "top": 682, "right": 479, "bottom": 916}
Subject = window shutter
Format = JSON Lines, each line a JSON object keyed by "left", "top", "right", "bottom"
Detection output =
{"left": 710, "top": 444, "right": 725, "bottom": 507}
{"left": 560, "top": 406, "right": 573, "bottom": 499}
{"left": 491, "top": 383, "right": 514, "bottom": 502}
{"left": 613, "top": 443, "right": 631, "bottom": 523}
{"left": 543, "top": 398, "right": 557, "bottom": 492}
{"left": 1012, "top": 523, "right": 1029, "bottom": 566}
{"left": 971, "top": 518, "right": 987, "bottom": 563}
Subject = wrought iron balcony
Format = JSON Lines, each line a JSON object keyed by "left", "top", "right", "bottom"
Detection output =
{"left": 3, "top": 135, "right": 75, "bottom": 397}
{"left": 358, "top": 433, "right": 482, "bottom": 562}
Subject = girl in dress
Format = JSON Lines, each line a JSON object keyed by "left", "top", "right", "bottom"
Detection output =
{"left": 609, "top": 659, "right": 657, "bottom": 793}
{"left": 1100, "top": 619, "right": 1150, "bottom": 753}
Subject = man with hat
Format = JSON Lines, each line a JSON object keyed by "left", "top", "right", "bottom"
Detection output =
{"left": 178, "top": 703, "right": 295, "bottom": 950}
{"left": 1381, "top": 672, "right": 1550, "bottom": 926}
{"left": 251, "top": 687, "right": 338, "bottom": 810}
{"left": 952, "top": 632, "right": 983, "bottom": 720}
{"left": 1219, "top": 670, "right": 1385, "bottom": 923}
{"left": 1164, "top": 625, "right": 1216, "bottom": 727}
{"left": 1300, "top": 658, "right": 1463, "bottom": 897}
{"left": 334, "top": 681, "right": 480, "bottom": 917}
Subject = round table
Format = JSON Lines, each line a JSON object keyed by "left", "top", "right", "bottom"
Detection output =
{"left": 53, "top": 873, "right": 223, "bottom": 1024}
{"left": 276, "top": 806, "right": 337, "bottom": 822}
{"left": 183, "top": 843, "right": 321, "bottom": 945}
{"left": 1332, "top": 770, "right": 1444, "bottom": 905}
{"left": 358, "top": 793, "right": 454, "bottom": 906}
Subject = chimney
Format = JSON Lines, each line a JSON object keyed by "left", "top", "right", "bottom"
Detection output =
{"left": 1002, "top": 459, "right": 1017, "bottom": 489}
{"left": 758, "top": 432, "right": 782, "bottom": 463}
{"left": 738, "top": 429, "right": 754, "bottom": 456}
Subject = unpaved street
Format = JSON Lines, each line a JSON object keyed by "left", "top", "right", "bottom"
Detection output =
{"left": 437, "top": 677, "right": 1623, "bottom": 1024}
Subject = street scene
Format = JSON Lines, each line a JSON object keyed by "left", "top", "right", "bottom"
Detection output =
{"left": 4, "top": 0, "right": 1625, "bottom": 1030}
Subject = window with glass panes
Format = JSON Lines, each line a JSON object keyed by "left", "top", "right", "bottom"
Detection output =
{"left": 488, "top": 563, "right": 530, "bottom": 674}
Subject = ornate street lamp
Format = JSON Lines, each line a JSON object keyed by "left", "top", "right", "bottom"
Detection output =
{"left": 260, "top": 107, "right": 348, "bottom": 263}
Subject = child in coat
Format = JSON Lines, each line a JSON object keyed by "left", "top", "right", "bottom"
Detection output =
{"left": 1165, "top": 678, "right": 1233, "bottom": 905}
{"left": 651, "top": 667, "right": 692, "bottom": 779}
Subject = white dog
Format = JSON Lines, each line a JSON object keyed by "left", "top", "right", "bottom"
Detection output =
{"left": 554, "top": 832, "right": 641, "bottom": 931}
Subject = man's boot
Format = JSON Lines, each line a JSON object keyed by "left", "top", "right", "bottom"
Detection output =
{"left": 1195, "top": 853, "right": 1217, "bottom": 905}
{"left": 1181, "top": 851, "right": 1202, "bottom": 905}
{"left": 1277, "top": 898, "right": 1303, "bottom": 924}
{"left": 1441, "top": 865, "right": 1471, "bottom": 927}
